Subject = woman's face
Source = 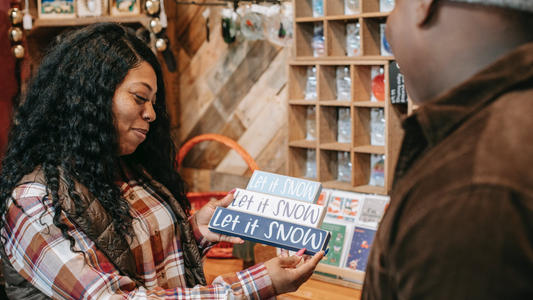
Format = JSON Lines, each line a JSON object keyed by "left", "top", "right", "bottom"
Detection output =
{"left": 113, "top": 61, "right": 157, "bottom": 156}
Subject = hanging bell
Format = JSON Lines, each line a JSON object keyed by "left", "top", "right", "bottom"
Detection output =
{"left": 155, "top": 38, "right": 167, "bottom": 52}
{"left": 145, "top": 0, "right": 160, "bottom": 15}
{"left": 150, "top": 18, "right": 163, "bottom": 34}
{"left": 8, "top": 8, "right": 23, "bottom": 25}
{"left": 8, "top": 27, "right": 23, "bottom": 42}
{"left": 12, "top": 45, "right": 25, "bottom": 59}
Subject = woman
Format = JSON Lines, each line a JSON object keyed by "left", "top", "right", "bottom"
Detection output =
{"left": 0, "top": 23, "right": 323, "bottom": 299}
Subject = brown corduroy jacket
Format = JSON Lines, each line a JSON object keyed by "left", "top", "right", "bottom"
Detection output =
{"left": 363, "top": 42, "right": 533, "bottom": 300}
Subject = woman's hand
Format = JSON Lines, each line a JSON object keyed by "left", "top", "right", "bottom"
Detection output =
{"left": 194, "top": 189, "right": 244, "bottom": 244}
{"left": 265, "top": 250, "right": 325, "bottom": 295}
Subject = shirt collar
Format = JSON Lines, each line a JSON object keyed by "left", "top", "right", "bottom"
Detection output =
{"left": 407, "top": 41, "right": 533, "bottom": 146}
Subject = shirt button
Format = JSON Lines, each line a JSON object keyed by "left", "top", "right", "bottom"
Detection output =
{"left": 129, "top": 194, "right": 135, "bottom": 200}
{"left": 155, "top": 230, "right": 159, "bottom": 236}
{"left": 161, "top": 272, "right": 165, "bottom": 279}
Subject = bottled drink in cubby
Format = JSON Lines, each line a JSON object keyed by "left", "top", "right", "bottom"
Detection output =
{"left": 346, "top": 23, "right": 361, "bottom": 57}
{"left": 306, "top": 106, "right": 317, "bottom": 141}
{"left": 305, "top": 66, "right": 318, "bottom": 100}
{"left": 338, "top": 107, "right": 352, "bottom": 143}
{"left": 370, "top": 108, "right": 385, "bottom": 146}
{"left": 336, "top": 66, "right": 352, "bottom": 101}
{"left": 338, "top": 151, "right": 352, "bottom": 182}
{"left": 345, "top": 0, "right": 360, "bottom": 15}
{"left": 312, "top": 22, "right": 326, "bottom": 57}
{"left": 369, "top": 154, "right": 385, "bottom": 187}
{"left": 312, "top": 0, "right": 324, "bottom": 17}
{"left": 306, "top": 149, "right": 317, "bottom": 179}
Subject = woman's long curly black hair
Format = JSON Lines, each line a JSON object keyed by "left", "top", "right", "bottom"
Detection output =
{"left": 0, "top": 22, "right": 189, "bottom": 249}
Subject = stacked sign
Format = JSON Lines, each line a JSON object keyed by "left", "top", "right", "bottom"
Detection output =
{"left": 209, "top": 171, "right": 331, "bottom": 255}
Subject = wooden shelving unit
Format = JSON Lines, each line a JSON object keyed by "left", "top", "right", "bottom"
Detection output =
{"left": 288, "top": 0, "right": 406, "bottom": 286}
{"left": 288, "top": 59, "right": 403, "bottom": 195}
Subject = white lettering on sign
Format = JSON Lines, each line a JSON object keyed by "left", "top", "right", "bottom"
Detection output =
{"left": 265, "top": 221, "right": 323, "bottom": 250}
{"left": 230, "top": 189, "right": 325, "bottom": 228}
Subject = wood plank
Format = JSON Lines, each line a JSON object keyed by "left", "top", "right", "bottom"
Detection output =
{"left": 247, "top": 126, "right": 288, "bottom": 176}
{"left": 289, "top": 140, "right": 317, "bottom": 148}
{"left": 182, "top": 43, "right": 283, "bottom": 167}
{"left": 179, "top": 37, "right": 255, "bottom": 140}
{"left": 320, "top": 142, "right": 351, "bottom": 152}
{"left": 215, "top": 40, "right": 281, "bottom": 116}
{"left": 180, "top": 167, "right": 249, "bottom": 193}
{"left": 320, "top": 100, "right": 351, "bottom": 107}
{"left": 280, "top": 278, "right": 361, "bottom": 300}
{"left": 353, "top": 145, "right": 385, "bottom": 154}
{"left": 234, "top": 47, "right": 290, "bottom": 128}
{"left": 353, "top": 101, "right": 385, "bottom": 107}
{"left": 185, "top": 114, "right": 247, "bottom": 169}
{"left": 215, "top": 87, "right": 289, "bottom": 175}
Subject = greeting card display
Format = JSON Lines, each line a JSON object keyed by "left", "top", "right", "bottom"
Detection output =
{"left": 345, "top": 227, "right": 376, "bottom": 271}
{"left": 39, "top": 0, "right": 76, "bottom": 19}
{"left": 110, "top": 0, "right": 140, "bottom": 16}
{"left": 326, "top": 191, "right": 364, "bottom": 222}
{"left": 77, "top": 0, "right": 102, "bottom": 17}
{"left": 358, "top": 195, "right": 389, "bottom": 229}
{"left": 320, "top": 222, "right": 348, "bottom": 267}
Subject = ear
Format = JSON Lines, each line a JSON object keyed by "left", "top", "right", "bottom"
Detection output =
{"left": 415, "top": 0, "right": 438, "bottom": 26}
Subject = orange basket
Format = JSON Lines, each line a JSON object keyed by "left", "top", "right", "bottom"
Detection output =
{"left": 176, "top": 134, "right": 259, "bottom": 258}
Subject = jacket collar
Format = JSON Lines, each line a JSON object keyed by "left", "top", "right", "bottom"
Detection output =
{"left": 410, "top": 41, "right": 533, "bottom": 146}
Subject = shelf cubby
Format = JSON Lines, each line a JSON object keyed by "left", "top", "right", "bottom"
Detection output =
{"left": 294, "top": 0, "right": 315, "bottom": 18}
{"left": 295, "top": 21, "right": 320, "bottom": 58}
{"left": 362, "top": 17, "right": 386, "bottom": 56}
{"left": 289, "top": 147, "right": 318, "bottom": 180}
{"left": 289, "top": 65, "right": 314, "bottom": 100}
{"left": 325, "top": 0, "right": 346, "bottom": 16}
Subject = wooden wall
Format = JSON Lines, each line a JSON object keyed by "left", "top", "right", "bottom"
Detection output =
{"left": 169, "top": 1, "right": 292, "bottom": 191}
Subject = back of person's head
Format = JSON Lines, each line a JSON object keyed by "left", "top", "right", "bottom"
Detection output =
{"left": 387, "top": 0, "right": 533, "bottom": 103}
{"left": 0, "top": 23, "right": 189, "bottom": 247}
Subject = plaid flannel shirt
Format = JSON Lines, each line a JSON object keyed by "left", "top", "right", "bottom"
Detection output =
{"left": 1, "top": 168, "right": 276, "bottom": 300}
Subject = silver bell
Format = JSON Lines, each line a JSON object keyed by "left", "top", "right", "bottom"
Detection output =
{"left": 150, "top": 18, "right": 163, "bottom": 34}
{"left": 12, "top": 45, "right": 25, "bottom": 59}
{"left": 155, "top": 38, "right": 167, "bottom": 52}
{"left": 8, "top": 8, "right": 23, "bottom": 25}
{"left": 8, "top": 27, "right": 23, "bottom": 42}
{"left": 145, "top": 0, "right": 160, "bottom": 15}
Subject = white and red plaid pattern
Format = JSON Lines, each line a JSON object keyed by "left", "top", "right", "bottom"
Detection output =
{"left": 1, "top": 169, "right": 276, "bottom": 300}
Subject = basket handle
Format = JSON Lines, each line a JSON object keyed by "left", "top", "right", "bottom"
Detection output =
{"left": 176, "top": 133, "right": 259, "bottom": 172}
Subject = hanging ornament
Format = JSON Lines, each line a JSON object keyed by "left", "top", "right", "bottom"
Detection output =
{"left": 12, "top": 45, "right": 25, "bottom": 59}
{"left": 145, "top": 0, "right": 160, "bottom": 15}
{"left": 8, "top": 8, "right": 23, "bottom": 25}
{"left": 8, "top": 27, "right": 23, "bottom": 43}
{"left": 150, "top": 18, "right": 163, "bottom": 34}
{"left": 240, "top": 10, "right": 263, "bottom": 41}
{"left": 221, "top": 8, "right": 236, "bottom": 44}
{"left": 155, "top": 38, "right": 167, "bottom": 52}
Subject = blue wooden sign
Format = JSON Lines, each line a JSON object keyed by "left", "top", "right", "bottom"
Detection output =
{"left": 209, "top": 207, "right": 331, "bottom": 255}
{"left": 246, "top": 171, "right": 323, "bottom": 203}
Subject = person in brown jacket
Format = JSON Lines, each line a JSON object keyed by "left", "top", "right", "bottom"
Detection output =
{"left": 363, "top": 0, "right": 533, "bottom": 299}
